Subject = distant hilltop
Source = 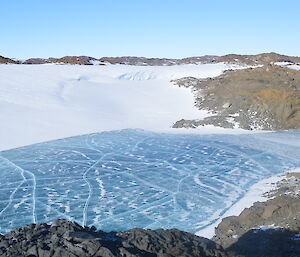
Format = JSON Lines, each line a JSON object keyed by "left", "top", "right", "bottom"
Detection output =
{"left": 1, "top": 52, "right": 300, "bottom": 66}
{"left": 0, "top": 55, "right": 19, "bottom": 64}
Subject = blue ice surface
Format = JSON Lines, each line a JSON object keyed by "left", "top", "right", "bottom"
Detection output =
{"left": 0, "top": 129, "right": 299, "bottom": 234}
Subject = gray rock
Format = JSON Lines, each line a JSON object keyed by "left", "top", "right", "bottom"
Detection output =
{"left": 0, "top": 220, "right": 228, "bottom": 257}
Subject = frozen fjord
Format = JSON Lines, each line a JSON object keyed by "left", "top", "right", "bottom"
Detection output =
{"left": 0, "top": 129, "right": 299, "bottom": 234}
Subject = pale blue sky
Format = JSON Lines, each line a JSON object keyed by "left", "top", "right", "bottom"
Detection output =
{"left": 1, "top": 0, "right": 299, "bottom": 59}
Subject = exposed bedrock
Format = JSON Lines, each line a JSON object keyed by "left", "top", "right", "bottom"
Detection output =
{"left": 0, "top": 219, "right": 228, "bottom": 257}
{"left": 172, "top": 65, "right": 300, "bottom": 130}
{"left": 0, "top": 55, "right": 18, "bottom": 64}
{"left": 213, "top": 173, "right": 300, "bottom": 257}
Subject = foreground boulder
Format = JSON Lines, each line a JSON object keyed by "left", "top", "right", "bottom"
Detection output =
{"left": 0, "top": 219, "right": 228, "bottom": 257}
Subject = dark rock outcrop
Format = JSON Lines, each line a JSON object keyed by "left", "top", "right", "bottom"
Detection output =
{"left": 0, "top": 219, "right": 228, "bottom": 257}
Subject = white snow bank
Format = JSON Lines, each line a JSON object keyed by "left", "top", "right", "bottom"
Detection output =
{"left": 0, "top": 63, "right": 246, "bottom": 151}
{"left": 274, "top": 61, "right": 294, "bottom": 66}
{"left": 114, "top": 63, "right": 245, "bottom": 81}
{"left": 195, "top": 168, "right": 300, "bottom": 239}
{"left": 274, "top": 62, "right": 300, "bottom": 70}
{"left": 287, "top": 64, "right": 300, "bottom": 70}
{"left": 254, "top": 224, "right": 282, "bottom": 232}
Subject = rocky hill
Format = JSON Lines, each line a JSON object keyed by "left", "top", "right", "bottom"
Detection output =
{"left": 22, "top": 55, "right": 219, "bottom": 66}
{"left": 173, "top": 65, "right": 300, "bottom": 130}
{"left": 19, "top": 53, "right": 300, "bottom": 66}
{"left": 2, "top": 52, "right": 300, "bottom": 66}
{"left": 23, "top": 56, "right": 102, "bottom": 65}
{"left": 0, "top": 55, "right": 18, "bottom": 64}
{"left": 23, "top": 53, "right": 298, "bottom": 66}
{"left": 213, "top": 172, "right": 300, "bottom": 257}
{"left": 98, "top": 55, "right": 219, "bottom": 65}
{"left": 219, "top": 52, "right": 300, "bottom": 65}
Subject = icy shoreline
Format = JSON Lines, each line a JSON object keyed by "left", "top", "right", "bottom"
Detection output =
{"left": 0, "top": 128, "right": 299, "bottom": 235}
{"left": 196, "top": 167, "right": 300, "bottom": 239}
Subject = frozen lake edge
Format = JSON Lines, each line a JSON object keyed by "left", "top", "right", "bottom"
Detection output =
{"left": 0, "top": 129, "right": 299, "bottom": 235}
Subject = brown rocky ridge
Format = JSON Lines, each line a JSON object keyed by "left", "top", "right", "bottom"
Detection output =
{"left": 218, "top": 52, "right": 300, "bottom": 65}
{"left": 172, "top": 65, "right": 300, "bottom": 130}
{"left": 19, "top": 52, "right": 300, "bottom": 66}
{"left": 97, "top": 56, "right": 220, "bottom": 66}
{"left": 2, "top": 52, "right": 300, "bottom": 66}
{"left": 21, "top": 55, "right": 220, "bottom": 66}
{"left": 0, "top": 55, "right": 18, "bottom": 64}
{"left": 23, "top": 56, "right": 102, "bottom": 65}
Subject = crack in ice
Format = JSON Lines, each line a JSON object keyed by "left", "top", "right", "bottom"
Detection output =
{"left": 0, "top": 156, "right": 37, "bottom": 224}
{"left": 0, "top": 130, "right": 299, "bottom": 234}
{"left": 82, "top": 153, "right": 111, "bottom": 226}
{"left": 0, "top": 168, "right": 26, "bottom": 218}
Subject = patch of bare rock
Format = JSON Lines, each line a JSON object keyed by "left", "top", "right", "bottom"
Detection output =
{"left": 0, "top": 56, "right": 18, "bottom": 64}
{"left": 23, "top": 56, "right": 102, "bottom": 65}
{"left": 213, "top": 172, "right": 300, "bottom": 257}
{"left": 173, "top": 65, "right": 300, "bottom": 130}
{"left": 219, "top": 52, "right": 300, "bottom": 65}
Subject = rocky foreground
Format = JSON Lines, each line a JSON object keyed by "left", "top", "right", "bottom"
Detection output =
{"left": 213, "top": 172, "right": 300, "bottom": 257}
{"left": 0, "top": 173, "right": 299, "bottom": 257}
{"left": 0, "top": 219, "right": 227, "bottom": 257}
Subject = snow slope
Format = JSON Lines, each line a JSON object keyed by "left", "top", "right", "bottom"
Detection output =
{"left": 0, "top": 63, "right": 243, "bottom": 151}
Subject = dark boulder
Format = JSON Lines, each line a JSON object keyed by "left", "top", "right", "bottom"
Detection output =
{"left": 0, "top": 219, "right": 229, "bottom": 257}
